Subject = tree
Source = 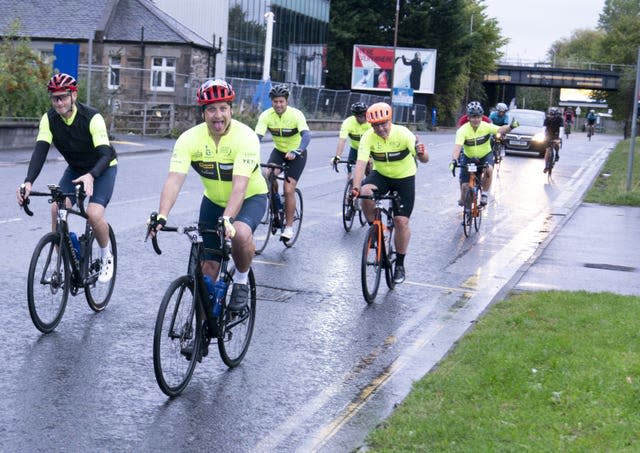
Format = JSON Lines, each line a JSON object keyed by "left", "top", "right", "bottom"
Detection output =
{"left": 0, "top": 20, "right": 50, "bottom": 118}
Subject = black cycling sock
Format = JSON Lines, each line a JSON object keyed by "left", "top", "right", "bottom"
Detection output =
{"left": 396, "top": 254, "right": 405, "bottom": 266}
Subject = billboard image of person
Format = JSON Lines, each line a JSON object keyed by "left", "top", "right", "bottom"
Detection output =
{"left": 393, "top": 48, "right": 437, "bottom": 94}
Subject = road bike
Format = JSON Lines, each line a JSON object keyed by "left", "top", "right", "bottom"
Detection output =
{"left": 253, "top": 162, "right": 303, "bottom": 254}
{"left": 359, "top": 190, "right": 401, "bottom": 303}
{"left": 587, "top": 122, "right": 595, "bottom": 140}
{"left": 147, "top": 214, "right": 256, "bottom": 397}
{"left": 544, "top": 137, "right": 562, "bottom": 182}
{"left": 564, "top": 121, "right": 571, "bottom": 139}
{"left": 20, "top": 183, "right": 117, "bottom": 333}
{"left": 491, "top": 133, "right": 505, "bottom": 173}
{"left": 332, "top": 159, "right": 366, "bottom": 232}
{"left": 452, "top": 160, "right": 487, "bottom": 237}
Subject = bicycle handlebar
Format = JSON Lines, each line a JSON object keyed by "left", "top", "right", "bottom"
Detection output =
{"left": 261, "top": 162, "right": 292, "bottom": 183}
{"left": 146, "top": 213, "right": 231, "bottom": 256}
{"left": 332, "top": 158, "right": 351, "bottom": 173}
{"left": 21, "top": 183, "right": 87, "bottom": 218}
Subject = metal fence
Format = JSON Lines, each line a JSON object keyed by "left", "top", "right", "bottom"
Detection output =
{"left": 77, "top": 65, "right": 428, "bottom": 136}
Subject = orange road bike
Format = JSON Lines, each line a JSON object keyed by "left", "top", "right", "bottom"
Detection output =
{"left": 359, "top": 190, "right": 401, "bottom": 303}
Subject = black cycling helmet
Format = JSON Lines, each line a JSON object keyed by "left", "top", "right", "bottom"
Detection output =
{"left": 466, "top": 101, "right": 484, "bottom": 116}
{"left": 351, "top": 102, "right": 368, "bottom": 115}
{"left": 269, "top": 83, "right": 290, "bottom": 99}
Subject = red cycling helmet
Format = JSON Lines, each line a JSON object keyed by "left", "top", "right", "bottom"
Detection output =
{"left": 366, "top": 102, "right": 392, "bottom": 124}
{"left": 47, "top": 73, "right": 78, "bottom": 92}
{"left": 196, "top": 79, "right": 235, "bottom": 105}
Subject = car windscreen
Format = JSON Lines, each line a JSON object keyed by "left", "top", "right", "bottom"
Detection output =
{"left": 513, "top": 111, "right": 544, "bottom": 127}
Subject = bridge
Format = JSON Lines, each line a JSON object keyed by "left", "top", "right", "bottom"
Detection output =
{"left": 484, "top": 60, "right": 623, "bottom": 91}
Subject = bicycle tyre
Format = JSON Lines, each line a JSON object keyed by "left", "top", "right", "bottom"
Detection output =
{"left": 545, "top": 147, "right": 554, "bottom": 180}
{"left": 85, "top": 224, "right": 117, "bottom": 312}
{"left": 462, "top": 190, "right": 473, "bottom": 238}
{"left": 153, "top": 275, "right": 201, "bottom": 397}
{"left": 358, "top": 206, "right": 366, "bottom": 226}
{"left": 384, "top": 226, "right": 396, "bottom": 290}
{"left": 341, "top": 179, "right": 355, "bottom": 232}
{"left": 254, "top": 197, "right": 272, "bottom": 255}
{"left": 473, "top": 189, "right": 482, "bottom": 233}
{"left": 361, "top": 225, "right": 382, "bottom": 303}
{"left": 218, "top": 268, "right": 257, "bottom": 367}
{"left": 283, "top": 188, "right": 303, "bottom": 247}
{"left": 27, "top": 232, "right": 70, "bottom": 333}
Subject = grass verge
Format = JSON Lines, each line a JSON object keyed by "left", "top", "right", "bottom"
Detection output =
{"left": 365, "top": 291, "right": 640, "bottom": 452}
{"left": 584, "top": 137, "right": 640, "bottom": 206}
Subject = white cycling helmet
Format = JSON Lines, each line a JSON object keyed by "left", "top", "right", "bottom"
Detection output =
{"left": 496, "top": 103, "right": 508, "bottom": 112}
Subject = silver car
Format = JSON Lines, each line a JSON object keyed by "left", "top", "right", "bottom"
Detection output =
{"left": 504, "top": 109, "right": 547, "bottom": 157}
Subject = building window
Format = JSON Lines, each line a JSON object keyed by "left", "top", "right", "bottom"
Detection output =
{"left": 151, "top": 57, "right": 176, "bottom": 92}
{"left": 108, "top": 55, "right": 121, "bottom": 90}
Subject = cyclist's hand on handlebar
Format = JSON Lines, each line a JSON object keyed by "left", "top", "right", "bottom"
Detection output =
{"left": 449, "top": 159, "right": 458, "bottom": 176}
{"left": 72, "top": 173, "right": 94, "bottom": 197}
{"left": 146, "top": 212, "right": 167, "bottom": 238}
{"left": 331, "top": 155, "right": 340, "bottom": 171}
{"left": 416, "top": 143, "right": 425, "bottom": 156}
{"left": 286, "top": 149, "right": 303, "bottom": 160}
{"left": 350, "top": 186, "right": 360, "bottom": 199}
{"left": 17, "top": 182, "right": 31, "bottom": 205}
{"left": 222, "top": 216, "right": 236, "bottom": 239}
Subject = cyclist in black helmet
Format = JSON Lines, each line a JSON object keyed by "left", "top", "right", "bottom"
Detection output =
{"left": 255, "top": 83, "right": 311, "bottom": 241}
{"left": 332, "top": 102, "right": 371, "bottom": 179}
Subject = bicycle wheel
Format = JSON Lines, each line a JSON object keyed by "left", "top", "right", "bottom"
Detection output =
{"left": 27, "top": 232, "right": 70, "bottom": 333}
{"left": 253, "top": 197, "right": 272, "bottom": 255}
{"left": 473, "top": 189, "right": 482, "bottom": 232}
{"left": 462, "top": 189, "right": 473, "bottom": 238}
{"left": 342, "top": 179, "right": 355, "bottom": 232}
{"left": 358, "top": 205, "right": 367, "bottom": 226}
{"left": 153, "top": 275, "right": 201, "bottom": 397}
{"left": 218, "top": 268, "right": 257, "bottom": 367}
{"left": 283, "top": 188, "right": 303, "bottom": 247}
{"left": 85, "top": 224, "right": 117, "bottom": 311}
{"left": 361, "top": 225, "right": 382, "bottom": 303}
{"left": 383, "top": 226, "right": 396, "bottom": 290}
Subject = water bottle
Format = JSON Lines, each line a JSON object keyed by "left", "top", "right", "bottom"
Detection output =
{"left": 275, "top": 192, "right": 284, "bottom": 210}
{"left": 212, "top": 279, "right": 227, "bottom": 316}
{"left": 203, "top": 275, "right": 218, "bottom": 316}
{"left": 69, "top": 232, "right": 81, "bottom": 259}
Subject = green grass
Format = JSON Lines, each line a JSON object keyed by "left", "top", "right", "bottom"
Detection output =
{"left": 584, "top": 138, "right": 640, "bottom": 206}
{"left": 365, "top": 291, "right": 640, "bottom": 452}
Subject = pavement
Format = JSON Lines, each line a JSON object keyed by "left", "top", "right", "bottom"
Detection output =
{"left": 3, "top": 132, "right": 639, "bottom": 299}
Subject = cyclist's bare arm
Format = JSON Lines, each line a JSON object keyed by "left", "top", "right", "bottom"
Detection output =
{"left": 224, "top": 175, "right": 250, "bottom": 220}
{"left": 158, "top": 171, "right": 187, "bottom": 220}
{"left": 334, "top": 137, "right": 347, "bottom": 160}
{"left": 352, "top": 159, "right": 369, "bottom": 190}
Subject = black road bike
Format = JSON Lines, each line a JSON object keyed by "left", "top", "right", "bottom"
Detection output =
{"left": 332, "top": 159, "right": 366, "bottom": 232}
{"left": 253, "top": 162, "right": 303, "bottom": 254}
{"left": 147, "top": 215, "right": 256, "bottom": 397}
{"left": 21, "top": 183, "right": 117, "bottom": 333}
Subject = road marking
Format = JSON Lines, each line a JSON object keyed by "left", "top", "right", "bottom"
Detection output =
{"left": 0, "top": 217, "right": 21, "bottom": 225}
{"left": 111, "top": 140, "right": 145, "bottom": 146}
{"left": 107, "top": 191, "right": 190, "bottom": 206}
{"left": 404, "top": 280, "right": 475, "bottom": 293}
{"left": 252, "top": 258, "right": 286, "bottom": 266}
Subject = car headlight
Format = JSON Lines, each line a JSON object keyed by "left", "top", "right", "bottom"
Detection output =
{"left": 532, "top": 132, "right": 546, "bottom": 143}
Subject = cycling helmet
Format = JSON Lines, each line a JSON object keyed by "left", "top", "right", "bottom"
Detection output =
{"left": 466, "top": 101, "right": 484, "bottom": 116}
{"left": 196, "top": 79, "right": 235, "bottom": 105}
{"left": 366, "top": 102, "right": 392, "bottom": 124}
{"left": 351, "top": 102, "right": 368, "bottom": 115}
{"left": 269, "top": 83, "right": 290, "bottom": 99}
{"left": 47, "top": 73, "right": 78, "bottom": 92}
{"left": 548, "top": 107, "right": 559, "bottom": 116}
{"left": 496, "top": 102, "right": 508, "bottom": 112}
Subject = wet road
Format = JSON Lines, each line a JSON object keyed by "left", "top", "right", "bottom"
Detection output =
{"left": 0, "top": 130, "right": 617, "bottom": 452}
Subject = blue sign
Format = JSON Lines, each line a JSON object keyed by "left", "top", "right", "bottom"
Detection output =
{"left": 253, "top": 79, "right": 273, "bottom": 110}
{"left": 392, "top": 87, "right": 414, "bottom": 106}
{"left": 53, "top": 43, "right": 79, "bottom": 78}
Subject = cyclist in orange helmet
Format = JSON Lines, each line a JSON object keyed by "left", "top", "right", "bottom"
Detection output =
{"left": 351, "top": 102, "right": 429, "bottom": 284}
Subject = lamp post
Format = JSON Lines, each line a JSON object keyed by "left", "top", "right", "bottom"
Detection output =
{"left": 209, "top": 34, "right": 223, "bottom": 79}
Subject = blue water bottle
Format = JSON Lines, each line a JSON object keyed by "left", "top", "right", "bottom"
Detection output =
{"left": 275, "top": 192, "right": 283, "bottom": 210}
{"left": 212, "top": 279, "right": 227, "bottom": 316}
{"left": 202, "top": 276, "right": 218, "bottom": 316}
{"left": 69, "top": 232, "right": 81, "bottom": 259}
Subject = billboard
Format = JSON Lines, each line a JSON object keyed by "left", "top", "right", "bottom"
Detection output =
{"left": 351, "top": 45, "right": 437, "bottom": 94}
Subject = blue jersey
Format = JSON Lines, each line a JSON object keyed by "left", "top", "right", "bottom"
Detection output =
{"left": 489, "top": 111, "right": 510, "bottom": 126}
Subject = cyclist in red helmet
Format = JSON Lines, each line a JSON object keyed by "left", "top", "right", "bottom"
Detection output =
{"left": 149, "top": 79, "right": 267, "bottom": 312}
{"left": 17, "top": 72, "right": 117, "bottom": 282}
{"left": 351, "top": 102, "right": 429, "bottom": 284}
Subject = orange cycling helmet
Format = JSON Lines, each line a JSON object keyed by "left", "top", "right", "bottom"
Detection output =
{"left": 366, "top": 102, "right": 392, "bottom": 124}
{"left": 196, "top": 79, "right": 235, "bottom": 105}
{"left": 47, "top": 73, "right": 78, "bottom": 92}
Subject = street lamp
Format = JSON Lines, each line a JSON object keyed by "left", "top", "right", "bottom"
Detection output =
{"left": 209, "top": 34, "right": 223, "bottom": 78}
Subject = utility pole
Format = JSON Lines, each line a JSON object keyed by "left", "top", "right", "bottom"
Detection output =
{"left": 262, "top": 12, "right": 275, "bottom": 81}
{"left": 210, "top": 34, "right": 223, "bottom": 79}
{"left": 627, "top": 47, "right": 640, "bottom": 191}
{"left": 390, "top": 0, "right": 399, "bottom": 108}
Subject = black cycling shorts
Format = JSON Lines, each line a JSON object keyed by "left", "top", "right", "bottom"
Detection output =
{"left": 362, "top": 171, "right": 415, "bottom": 217}
{"left": 268, "top": 148, "right": 307, "bottom": 182}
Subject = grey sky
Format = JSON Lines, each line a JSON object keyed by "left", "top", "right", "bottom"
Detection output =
{"left": 483, "top": 0, "right": 605, "bottom": 62}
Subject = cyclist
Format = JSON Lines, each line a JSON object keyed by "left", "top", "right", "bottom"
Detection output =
{"left": 332, "top": 101, "right": 371, "bottom": 179}
{"left": 489, "top": 102, "right": 510, "bottom": 126}
{"left": 351, "top": 102, "right": 429, "bottom": 284}
{"left": 450, "top": 101, "right": 514, "bottom": 207}
{"left": 563, "top": 107, "right": 574, "bottom": 127}
{"left": 255, "top": 83, "right": 311, "bottom": 241}
{"left": 149, "top": 79, "right": 268, "bottom": 312}
{"left": 16, "top": 73, "right": 117, "bottom": 283}
{"left": 586, "top": 109, "right": 597, "bottom": 136}
{"left": 543, "top": 107, "right": 563, "bottom": 173}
